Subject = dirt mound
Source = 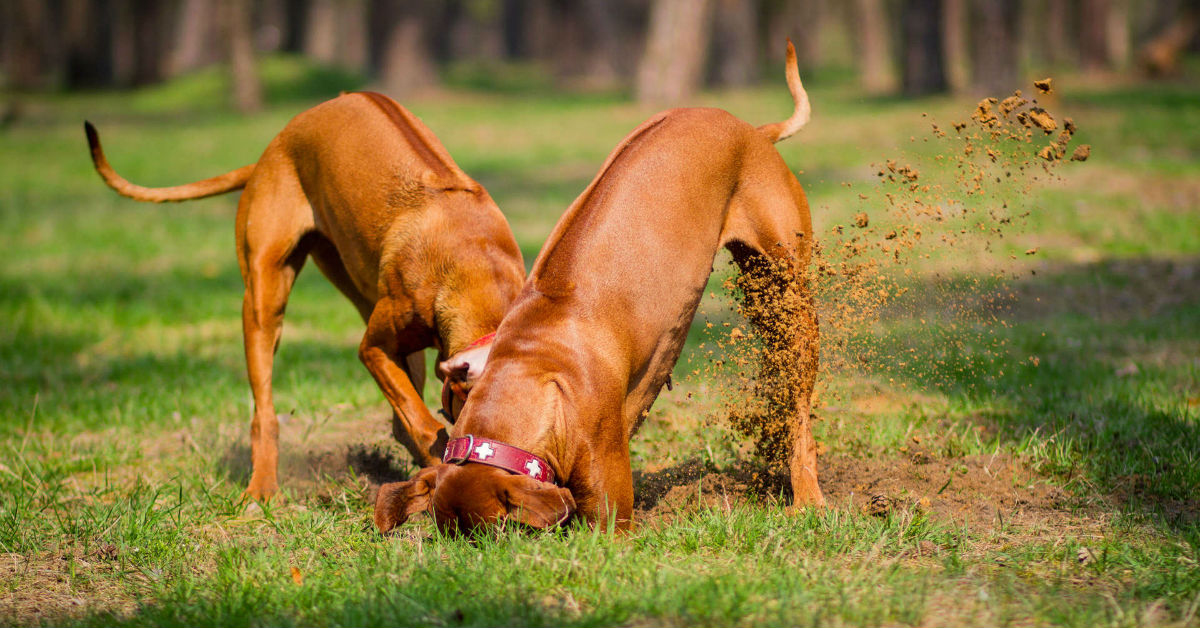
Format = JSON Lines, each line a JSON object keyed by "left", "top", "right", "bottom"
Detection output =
{"left": 634, "top": 453, "right": 1071, "bottom": 531}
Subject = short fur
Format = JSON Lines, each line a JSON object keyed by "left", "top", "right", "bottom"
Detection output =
{"left": 86, "top": 92, "right": 526, "bottom": 499}
{"left": 376, "top": 42, "right": 823, "bottom": 533}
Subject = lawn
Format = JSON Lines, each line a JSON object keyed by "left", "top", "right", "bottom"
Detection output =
{"left": 1, "top": 56, "right": 1198, "bottom": 626}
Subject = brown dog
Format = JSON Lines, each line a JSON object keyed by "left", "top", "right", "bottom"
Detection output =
{"left": 375, "top": 42, "right": 822, "bottom": 534}
{"left": 85, "top": 92, "right": 526, "bottom": 500}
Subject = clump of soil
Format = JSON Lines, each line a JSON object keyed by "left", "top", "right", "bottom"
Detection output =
{"left": 720, "top": 256, "right": 817, "bottom": 470}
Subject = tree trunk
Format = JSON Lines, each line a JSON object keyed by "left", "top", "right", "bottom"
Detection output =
{"left": 794, "top": 0, "right": 826, "bottom": 71}
{"left": 257, "top": 0, "right": 290, "bottom": 52}
{"left": 577, "top": 0, "right": 625, "bottom": 87}
{"left": 543, "top": 0, "right": 625, "bottom": 89}
{"left": 968, "top": 0, "right": 1020, "bottom": 94}
{"left": 711, "top": 0, "right": 759, "bottom": 86}
{"left": 855, "top": 0, "right": 895, "bottom": 94}
{"left": 283, "top": 0, "right": 309, "bottom": 52}
{"left": 225, "top": 0, "right": 263, "bottom": 112}
{"left": 64, "top": 0, "right": 115, "bottom": 87}
{"left": 111, "top": 0, "right": 136, "bottom": 85}
{"left": 446, "top": 0, "right": 505, "bottom": 61}
{"left": 371, "top": 0, "right": 439, "bottom": 96}
{"left": 502, "top": 0, "right": 528, "bottom": 58}
{"left": 943, "top": 0, "right": 968, "bottom": 91}
{"left": 336, "top": 0, "right": 369, "bottom": 71}
{"left": 169, "top": 0, "right": 221, "bottom": 75}
{"left": 1079, "top": 0, "right": 1112, "bottom": 71}
{"left": 131, "top": 0, "right": 168, "bottom": 86}
{"left": 305, "top": 0, "right": 338, "bottom": 64}
{"left": 900, "top": 0, "right": 947, "bottom": 96}
{"left": 1042, "top": 0, "right": 1071, "bottom": 65}
{"left": 636, "top": 0, "right": 716, "bottom": 105}
{"left": 4, "top": 0, "right": 53, "bottom": 89}
{"left": 1106, "top": 0, "right": 1130, "bottom": 69}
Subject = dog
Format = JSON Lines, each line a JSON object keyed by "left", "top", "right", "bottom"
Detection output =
{"left": 374, "top": 42, "right": 822, "bottom": 534}
{"left": 85, "top": 91, "right": 526, "bottom": 500}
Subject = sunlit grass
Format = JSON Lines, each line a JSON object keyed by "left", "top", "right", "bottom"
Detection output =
{"left": 1, "top": 55, "right": 1198, "bottom": 626}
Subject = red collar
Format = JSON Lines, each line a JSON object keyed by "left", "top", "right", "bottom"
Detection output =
{"left": 464, "top": 332, "right": 495, "bottom": 351}
{"left": 442, "top": 435, "right": 556, "bottom": 485}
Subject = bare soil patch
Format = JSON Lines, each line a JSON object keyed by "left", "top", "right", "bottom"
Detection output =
{"left": 635, "top": 453, "right": 1074, "bottom": 532}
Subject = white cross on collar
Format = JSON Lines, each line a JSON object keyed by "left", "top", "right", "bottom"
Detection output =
{"left": 524, "top": 459, "right": 542, "bottom": 477}
{"left": 474, "top": 443, "right": 495, "bottom": 460}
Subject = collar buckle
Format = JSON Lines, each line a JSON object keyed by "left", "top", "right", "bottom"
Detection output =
{"left": 442, "top": 434, "right": 474, "bottom": 465}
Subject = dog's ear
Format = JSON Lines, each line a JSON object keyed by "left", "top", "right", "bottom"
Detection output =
{"left": 500, "top": 474, "right": 576, "bottom": 529}
{"left": 436, "top": 341, "right": 493, "bottom": 387}
{"left": 374, "top": 466, "right": 440, "bottom": 533}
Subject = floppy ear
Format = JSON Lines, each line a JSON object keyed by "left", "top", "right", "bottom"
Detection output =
{"left": 436, "top": 341, "right": 493, "bottom": 387}
{"left": 500, "top": 474, "right": 576, "bottom": 529}
{"left": 374, "top": 466, "right": 440, "bottom": 533}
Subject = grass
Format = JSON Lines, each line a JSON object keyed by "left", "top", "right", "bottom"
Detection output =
{"left": 1, "top": 57, "right": 1199, "bottom": 626}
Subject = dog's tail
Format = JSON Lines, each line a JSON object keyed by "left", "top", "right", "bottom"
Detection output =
{"left": 84, "top": 121, "right": 255, "bottom": 203}
{"left": 757, "top": 39, "right": 811, "bottom": 144}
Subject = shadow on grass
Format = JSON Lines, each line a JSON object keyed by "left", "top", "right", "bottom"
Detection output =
{"left": 0, "top": 262, "right": 369, "bottom": 435}
{"left": 862, "top": 256, "right": 1200, "bottom": 531}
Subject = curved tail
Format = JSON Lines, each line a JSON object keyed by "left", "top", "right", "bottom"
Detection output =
{"left": 84, "top": 121, "right": 255, "bottom": 203}
{"left": 757, "top": 39, "right": 811, "bottom": 144}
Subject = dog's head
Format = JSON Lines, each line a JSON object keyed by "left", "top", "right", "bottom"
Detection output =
{"left": 374, "top": 463, "right": 575, "bottom": 535}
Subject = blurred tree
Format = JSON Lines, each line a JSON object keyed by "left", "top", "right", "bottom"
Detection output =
{"left": 968, "top": 0, "right": 1021, "bottom": 94}
{"left": 445, "top": 0, "right": 505, "bottom": 62}
{"left": 711, "top": 0, "right": 760, "bottom": 86}
{"left": 637, "top": 0, "right": 715, "bottom": 104}
{"left": 224, "top": 0, "right": 263, "bottom": 111}
{"left": 111, "top": 0, "right": 174, "bottom": 87}
{"left": 282, "top": 0, "right": 309, "bottom": 52}
{"left": 900, "top": 0, "right": 947, "bottom": 95}
{"left": 64, "top": 0, "right": 115, "bottom": 87}
{"left": 796, "top": 0, "right": 825, "bottom": 69}
{"left": 943, "top": 0, "right": 969, "bottom": 91}
{"left": 305, "top": 0, "right": 339, "bottom": 64}
{"left": 1023, "top": 0, "right": 1074, "bottom": 68}
{"left": 4, "top": 0, "right": 54, "bottom": 89}
{"left": 502, "top": 0, "right": 529, "bottom": 58}
{"left": 1080, "top": 0, "right": 1114, "bottom": 70}
{"left": 257, "top": 0, "right": 291, "bottom": 52}
{"left": 1108, "top": 0, "right": 1131, "bottom": 68}
{"left": 544, "top": 0, "right": 629, "bottom": 89}
{"left": 335, "top": 0, "right": 369, "bottom": 71}
{"left": 853, "top": 0, "right": 895, "bottom": 94}
{"left": 1044, "top": 0, "right": 1072, "bottom": 65}
{"left": 370, "top": 0, "right": 440, "bottom": 96}
{"left": 169, "top": 0, "right": 221, "bottom": 76}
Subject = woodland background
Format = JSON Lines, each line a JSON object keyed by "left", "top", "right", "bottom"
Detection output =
{"left": 3, "top": 0, "right": 1199, "bottom": 112}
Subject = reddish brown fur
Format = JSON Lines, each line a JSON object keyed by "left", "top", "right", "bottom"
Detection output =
{"left": 376, "top": 45, "right": 823, "bottom": 533}
{"left": 86, "top": 92, "right": 526, "bottom": 500}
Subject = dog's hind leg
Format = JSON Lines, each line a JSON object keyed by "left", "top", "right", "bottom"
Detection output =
{"left": 722, "top": 166, "right": 825, "bottom": 509}
{"left": 235, "top": 163, "right": 315, "bottom": 501}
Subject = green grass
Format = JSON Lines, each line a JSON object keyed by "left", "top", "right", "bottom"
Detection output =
{"left": 1, "top": 57, "right": 1198, "bottom": 626}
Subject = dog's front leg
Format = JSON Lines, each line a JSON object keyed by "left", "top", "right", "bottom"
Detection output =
{"left": 358, "top": 300, "right": 448, "bottom": 467}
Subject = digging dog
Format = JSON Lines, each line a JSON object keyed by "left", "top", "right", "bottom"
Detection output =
{"left": 375, "top": 42, "right": 823, "bottom": 533}
{"left": 85, "top": 91, "right": 525, "bottom": 500}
